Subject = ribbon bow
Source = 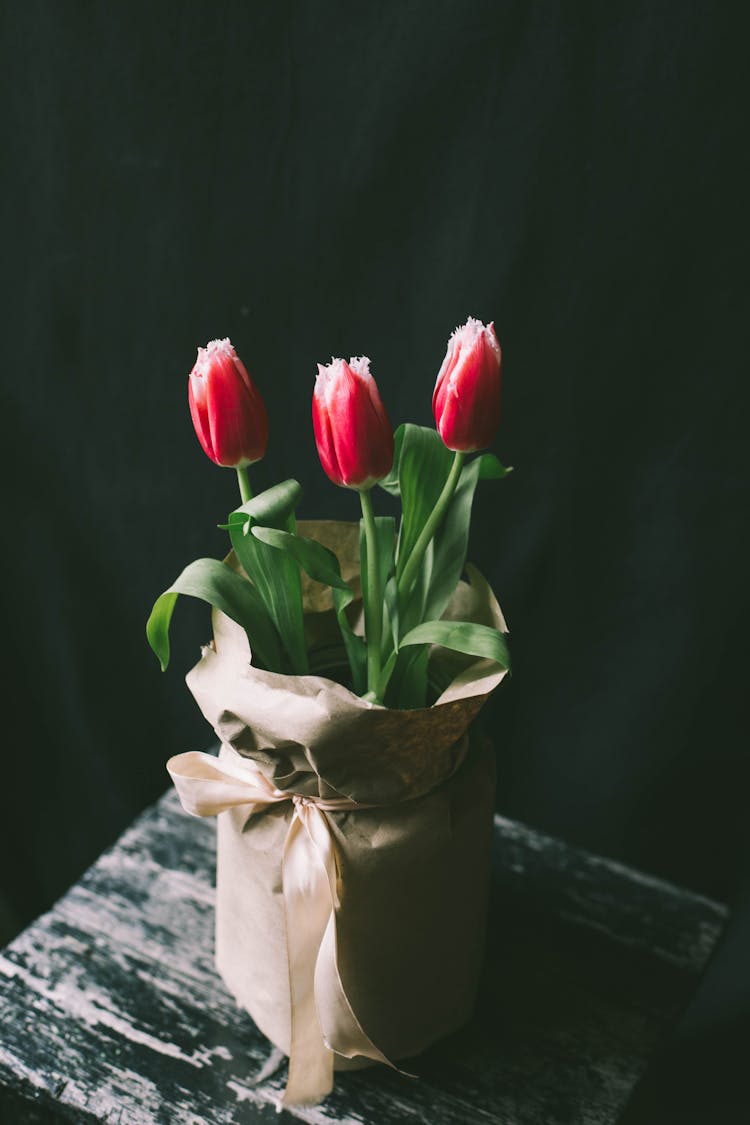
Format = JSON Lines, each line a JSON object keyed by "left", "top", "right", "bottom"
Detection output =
{"left": 166, "top": 748, "right": 399, "bottom": 1106}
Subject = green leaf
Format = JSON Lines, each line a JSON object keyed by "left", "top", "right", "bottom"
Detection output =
{"left": 421, "top": 454, "right": 513, "bottom": 624}
{"left": 383, "top": 646, "right": 430, "bottom": 710}
{"left": 224, "top": 480, "right": 308, "bottom": 676}
{"left": 332, "top": 587, "right": 367, "bottom": 694}
{"left": 393, "top": 425, "right": 454, "bottom": 579}
{"left": 307, "top": 641, "right": 351, "bottom": 678}
{"left": 421, "top": 459, "right": 483, "bottom": 623}
{"left": 399, "top": 619, "right": 511, "bottom": 671}
{"left": 378, "top": 565, "right": 428, "bottom": 704}
{"left": 250, "top": 525, "right": 367, "bottom": 694}
{"left": 146, "top": 558, "right": 282, "bottom": 672}
{"left": 377, "top": 424, "right": 407, "bottom": 497}
{"left": 226, "top": 478, "right": 303, "bottom": 529}
{"left": 477, "top": 453, "right": 513, "bottom": 480}
{"left": 383, "top": 573, "right": 400, "bottom": 650}
{"left": 250, "top": 525, "right": 350, "bottom": 593}
{"left": 359, "top": 514, "right": 397, "bottom": 658}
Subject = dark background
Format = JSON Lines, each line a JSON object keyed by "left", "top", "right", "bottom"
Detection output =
{"left": 2, "top": 2, "right": 748, "bottom": 1120}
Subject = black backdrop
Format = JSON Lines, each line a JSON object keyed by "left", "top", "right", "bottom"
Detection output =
{"left": 3, "top": 3, "right": 748, "bottom": 1121}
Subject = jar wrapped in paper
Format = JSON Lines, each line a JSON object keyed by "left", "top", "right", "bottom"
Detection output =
{"left": 166, "top": 521, "right": 509, "bottom": 1107}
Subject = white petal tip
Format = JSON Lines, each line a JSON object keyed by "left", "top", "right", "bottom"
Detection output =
{"left": 194, "top": 337, "right": 235, "bottom": 376}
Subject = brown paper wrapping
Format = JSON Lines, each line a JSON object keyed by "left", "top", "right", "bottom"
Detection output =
{"left": 179, "top": 520, "right": 508, "bottom": 1091}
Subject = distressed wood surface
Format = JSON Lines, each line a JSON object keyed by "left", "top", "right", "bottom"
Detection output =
{"left": 0, "top": 782, "right": 727, "bottom": 1125}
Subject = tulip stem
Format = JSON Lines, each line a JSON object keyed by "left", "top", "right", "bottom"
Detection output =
{"left": 397, "top": 450, "right": 465, "bottom": 603}
{"left": 236, "top": 466, "right": 253, "bottom": 506}
{"left": 359, "top": 487, "right": 382, "bottom": 701}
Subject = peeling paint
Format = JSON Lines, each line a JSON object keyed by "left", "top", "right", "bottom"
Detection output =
{"left": 0, "top": 790, "right": 726, "bottom": 1124}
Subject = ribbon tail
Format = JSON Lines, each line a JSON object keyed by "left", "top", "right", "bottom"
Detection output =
{"left": 305, "top": 808, "right": 415, "bottom": 1080}
{"left": 280, "top": 812, "right": 335, "bottom": 1107}
{"left": 315, "top": 908, "right": 417, "bottom": 1079}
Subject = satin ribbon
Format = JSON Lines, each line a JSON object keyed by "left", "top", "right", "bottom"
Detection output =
{"left": 166, "top": 748, "right": 400, "bottom": 1106}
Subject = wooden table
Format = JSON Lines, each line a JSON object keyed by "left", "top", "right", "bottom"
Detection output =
{"left": 0, "top": 776, "right": 727, "bottom": 1124}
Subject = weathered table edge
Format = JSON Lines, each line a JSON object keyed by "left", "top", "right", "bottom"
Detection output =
{"left": 0, "top": 791, "right": 729, "bottom": 1124}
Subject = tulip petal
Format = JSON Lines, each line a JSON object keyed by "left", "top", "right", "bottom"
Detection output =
{"left": 313, "top": 358, "right": 393, "bottom": 489}
{"left": 188, "top": 339, "right": 268, "bottom": 468}
{"left": 433, "top": 318, "right": 502, "bottom": 452}
{"left": 205, "top": 350, "right": 268, "bottom": 467}
{"left": 188, "top": 373, "right": 217, "bottom": 463}
{"left": 313, "top": 372, "right": 342, "bottom": 483}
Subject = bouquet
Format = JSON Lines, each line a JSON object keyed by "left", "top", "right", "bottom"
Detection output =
{"left": 147, "top": 318, "right": 512, "bottom": 1107}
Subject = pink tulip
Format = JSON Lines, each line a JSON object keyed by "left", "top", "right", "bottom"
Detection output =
{"left": 188, "top": 338, "right": 269, "bottom": 468}
{"left": 432, "top": 318, "right": 502, "bottom": 452}
{"left": 312, "top": 357, "right": 394, "bottom": 489}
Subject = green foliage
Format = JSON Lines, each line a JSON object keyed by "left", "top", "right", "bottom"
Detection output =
{"left": 373, "top": 423, "right": 512, "bottom": 706}
{"left": 146, "top": 558, "right": 282, "bottom": 672}
{"left": 423, "top": 452, "right": 511, "bottom": 624}
{"left": 358, "top": 515, "right": 397, "bottom": 655}
{"left": 377, "top": 424, "right": 406, "bottom": 497}
{"left": 250, "top": 525, "right": 367, "bottom": 695}
{"left": 225, "top": 481, "right": 307, "bottom": 674}
{"left": 148, "top": 428, "right": 513, "bottom": 708}
{"left": 391, "top": 424, "right": 454, "bottom": 578}
{"left": 399, "top": 619, "right": 511, "bottom": 671}
{"left": 147, "top": 479, "right": 305, "bottom": 674}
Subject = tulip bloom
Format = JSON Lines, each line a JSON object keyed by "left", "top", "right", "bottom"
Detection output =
{"left": 432, "top": 317, "right": 502, "bottom": 452}
{"left": 188, "top": 338, "right": 269, "bottom": 468}
{"left": 312, "top": 357, "right": 394, "bottom": 489}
